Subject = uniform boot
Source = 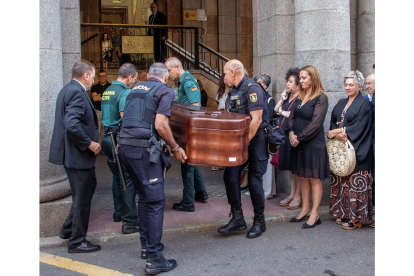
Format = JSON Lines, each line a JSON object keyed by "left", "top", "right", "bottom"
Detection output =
{"left": 145, "top": 254, "right": 177, "bottom": 275}
{"left": 247, "top": 214, "right": 266, "bottom": 238}
{"left": 218, "top": 209, "right": 247, "bottom": 234}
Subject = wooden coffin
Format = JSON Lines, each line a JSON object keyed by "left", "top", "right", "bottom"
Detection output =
{"left": 169, "top": 102, "right": 251, "bottom": 167}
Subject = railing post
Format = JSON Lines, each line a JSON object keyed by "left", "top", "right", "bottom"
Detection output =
{"left": 194, "top": 28, "right": 199, "bottom": 70}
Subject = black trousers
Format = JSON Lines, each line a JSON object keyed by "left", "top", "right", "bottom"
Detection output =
{"left": 119, "top": 145, "right": 165, "bottom": 259}
{"left": 223, "top": 133, "right": 268, "bottom": 215}
{"left": 60, "top": 167, "right": 97, "bottom": 249}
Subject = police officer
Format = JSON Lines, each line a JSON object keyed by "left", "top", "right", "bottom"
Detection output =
{"left": 218, "top": 59, "right": 269, "bottom": 239}
{"left": 118, "top": 63, "right": 187, "bottom": 275}
{"left": 164, "top": 57, "right": 208, "bottom": 212}
{"left": 101, "top": 63, "right": 140, "bottom": 234}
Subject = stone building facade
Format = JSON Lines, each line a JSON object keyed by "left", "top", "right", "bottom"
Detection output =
{"left": 39, "top": 0, "right": 374, "bottom": 237}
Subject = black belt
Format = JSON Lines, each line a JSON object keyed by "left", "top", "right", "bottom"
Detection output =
{"left": 119, "top": 137, "right": 151, "bottom": 148}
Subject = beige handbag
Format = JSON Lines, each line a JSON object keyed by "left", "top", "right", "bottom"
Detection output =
{"left": 326, "top": 127, "right": 356, "bottom": 177}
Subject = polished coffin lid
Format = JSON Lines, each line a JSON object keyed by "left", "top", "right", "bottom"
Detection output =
{"left": 169, "top": 102, "right": 251, "bottom": 167}
{"left": 170, "top": 102, "right": 250, "bottom": 130}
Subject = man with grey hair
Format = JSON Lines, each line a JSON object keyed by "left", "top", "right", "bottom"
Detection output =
{"left": 165, "top": 57, "right": 208, "bottom": 212}
{"left": 119, "top": 62, "right": 187, "bottom": 274}
{"left": 49, "top": 59, "right": 102, "bottom": 253}
{"left": 101, "top": 63, "right": 140, "bottom": 234}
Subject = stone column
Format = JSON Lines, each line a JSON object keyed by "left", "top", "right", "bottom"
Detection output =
{"left": 39, "top": 0, "right": 81, "bottom": 237}
{"left": 350, "top": 0, "right": 357, "bottom": 70}
{"left": 295, "top": 0, "right": 351, "bottom": 203}
{"left": 356, "top": 0, "right": 375, "bottom": 79}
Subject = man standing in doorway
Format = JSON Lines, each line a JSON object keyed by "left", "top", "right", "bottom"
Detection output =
{"left": 49, "top": 59, "right": 101, "bottom": 253}
{"left": 91, "top": 70, "right": 111, "bottom": 141}
{"left": 148, "top": 2, "right": 167, "bottom": 62}
{"left": 101, "top": 63, "right": 140, "bottom": 234}
{"left": 165, "top": 57, "right": 208, "bottom": 212}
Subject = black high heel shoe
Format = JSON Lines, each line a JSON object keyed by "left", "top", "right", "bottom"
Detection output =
{"left": 289, "top": 211, "right": 311, "bottom": 222}
{"left": 302, "top": 216, "right": 321, "bottom": 229}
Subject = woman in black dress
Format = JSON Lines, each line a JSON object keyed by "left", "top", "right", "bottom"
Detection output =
{"left": 288, "top": 65, "right": 330, "bottom": 229}
{"left": 276, "top": 68, "right": 302, "bottom": 209}
{"left": 328, "top": 70, "right": 374, "bottom": 230}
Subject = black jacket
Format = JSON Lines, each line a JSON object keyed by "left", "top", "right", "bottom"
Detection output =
{"left": 49, "top": 80, "right": 99, "bottom": 169}
{"left": 148, "top": 11, "right": 167, "bottom": 37}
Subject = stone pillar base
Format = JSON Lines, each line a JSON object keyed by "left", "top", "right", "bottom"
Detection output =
{"left": 40, "top": 195, "right": 72, "bottom": 238}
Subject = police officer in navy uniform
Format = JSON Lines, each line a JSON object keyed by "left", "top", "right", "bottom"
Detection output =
{"left": 218, "top": 59, "right": 269, "bottom": 239}
{"left": 118, "top": 63, "right": 187, "bottom": 275}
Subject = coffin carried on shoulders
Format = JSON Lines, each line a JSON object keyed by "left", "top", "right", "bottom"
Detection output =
{"left": 169, "top": 102, "right": 250, "bottom": 167}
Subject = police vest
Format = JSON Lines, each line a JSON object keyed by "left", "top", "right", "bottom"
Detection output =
{"left": 122, "top": 81, "right": 166, "bottom": 136}
{"left": 228, "top": 78, "right": 269, "bottom": 129}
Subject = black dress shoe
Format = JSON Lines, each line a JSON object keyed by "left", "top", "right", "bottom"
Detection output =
{"left": 218, "top": 209, "right": 247, "bottom": 234}
{"left": 68, "top": 240, "right": 101, "bottom": 253}
{"left": 113, "top": 217, "right": 122, "bottom": 222}
{"left": 173, "top": 201, "right": 195, "bottom": 212}
{"left": 122, "top": 221, "right": 140, "bottom": 234}
{"left": 247, "top": 214, "right": 266, "bottom": 238}
{"left": 145, "top": 254, "right": 177, "bottom": 275}
{"left": 289, "top": 211, "right": 311, "bottom": 222}
{"left": 59, "top": 233, "right": 70, "bottom": 240}
{"left": 302, "top": 217, "right": 321, "bottom": 229}
{"left": 195, "top": 191, "right": 208, "bottom": 202}
{"left": 141, "top": 243, "right": 165, "bottom": 259}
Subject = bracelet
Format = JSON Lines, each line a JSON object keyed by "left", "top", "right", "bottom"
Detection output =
{"left": 171, "top": 145, "right": 180, "bottom": 153}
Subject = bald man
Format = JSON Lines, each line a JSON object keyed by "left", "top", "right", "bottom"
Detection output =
{"left": 218, "top": 59, "right": 269, "bottom": 239}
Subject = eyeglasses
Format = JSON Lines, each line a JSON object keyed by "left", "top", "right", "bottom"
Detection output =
{"left": 98, "top": 75, "right": 106, "bottom": 78}
{"left": 366, "top": 82, "right": 375, "bottom": 85}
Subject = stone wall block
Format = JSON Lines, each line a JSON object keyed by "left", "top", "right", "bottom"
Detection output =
{"left": 257, "top": 15, "right": 276, "bottom": 56}
{"left": 357, "top": 0, "right": 375, "bottom": 15}
{"left": 183, "top": 0, "right": 201, "bottom": 10}
{"left": 61, "top": 7, "right": 81, "bottom": 53}
{"left": 350, "top": 17, "right": 357, "bottom": 55}
{"left": 357, "top": 14, "right": 375, "bottom": 53}
{"left": 259, "top": 54, "right": 277, "bottom": 91}
{"left": 357, "top": 52, "right": 375, "bottom": 77}
{"left": 40, "top": 0, "right": 62, "bottom": 50}
{"left": 275, "top": 15, "right": 295, "bottom": 53}
{"left": 40, "top": 49, "right": 63, "bottom": 102}
{"left": 275, "top": 0, "right": 295, "bottom": 15}
{"left": 295, "top": 10, "right": 350, "bottom": 52}
{"left": 275, "top": 54, "right": 295, "bottom": 93}
{"left": 61, "top": 0, "right": 78, "bottom": 9}
{"left": 219, "top": 34, "right": 237, "bottom": 53}
{"left": 219, "top": 0, "right": 236, "bottom": 16}
{"left": 40, "top": 195, "right": 72, "bottom": 237}
{"left": 295, "top": 0, "right": 349, "bottom": 14}
{"left": 253, "top": 22, "right": 258, "bottom": 57}
{"left": 257, "top": 0, "right": 276, "bottom": 20}
{"left": 349, "top": 0, "right": 357, "bottom": 19}
{"left": 218, "top": 15, "right": 236, "bottom": 35}
{"left": 295, "top": 50, "right": 350, "bottom": 92}
{"left": 62, "top": 54, "right": 81, "bottom": 86}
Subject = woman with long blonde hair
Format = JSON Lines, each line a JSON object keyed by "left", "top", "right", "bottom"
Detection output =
{"left": 287, "top": 65, "right": 330, "bottom": 229}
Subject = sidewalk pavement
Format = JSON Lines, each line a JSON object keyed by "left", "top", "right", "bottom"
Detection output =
{"left": 40, "top": 154, "right": 331, "bottom": 249}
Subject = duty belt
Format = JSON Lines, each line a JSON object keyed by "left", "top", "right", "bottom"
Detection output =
{"left": 119, "top": 137, "right": 152, "bottom": 148}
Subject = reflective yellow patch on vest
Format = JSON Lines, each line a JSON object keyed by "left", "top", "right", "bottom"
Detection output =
{"left": 249, "top": 93, "right": 257, "bottom": 102}
{"left": 191, "top": 87, "right": 198, "bottom": 91}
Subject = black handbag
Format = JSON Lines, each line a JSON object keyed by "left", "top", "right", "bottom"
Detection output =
{"left": 265, "top": 116, "right": 285, "bottom": 155}
{"left": 103, "top": 50, "right": 112, "bottom": 61}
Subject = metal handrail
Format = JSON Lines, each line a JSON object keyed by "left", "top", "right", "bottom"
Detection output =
{"left": 81, "top": 33, "right": 99, "bottom": 45}
{"left": 80, "top": 23, "right": 206, "bottom": 37}
{"left": 199, "top": 42, "right": 229, "bottom": 62}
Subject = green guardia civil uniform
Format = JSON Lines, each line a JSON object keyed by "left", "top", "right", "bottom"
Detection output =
{"left": 177, "top": 71, "right": 201, "bottom": 105}
{"left": 176, "top": 71, "right": 206, "bottom": 205}
{"left": 101, "top": 81, "right": 138, "bottom": 224}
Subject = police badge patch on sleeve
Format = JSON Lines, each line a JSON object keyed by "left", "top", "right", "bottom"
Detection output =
{"left": 249, "top": 93, "right": 257, "bottom": 102}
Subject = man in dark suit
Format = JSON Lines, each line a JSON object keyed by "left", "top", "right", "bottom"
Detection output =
{"left": 49, "top": 59, "right": 102, "bottom": 253}
{"left": 148, "top": 2, "right": 167, "bottom": 62}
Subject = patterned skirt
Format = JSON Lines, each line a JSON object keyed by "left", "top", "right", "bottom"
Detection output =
{"left": 329, "top": 170, "right": 373, "bottom": 224}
